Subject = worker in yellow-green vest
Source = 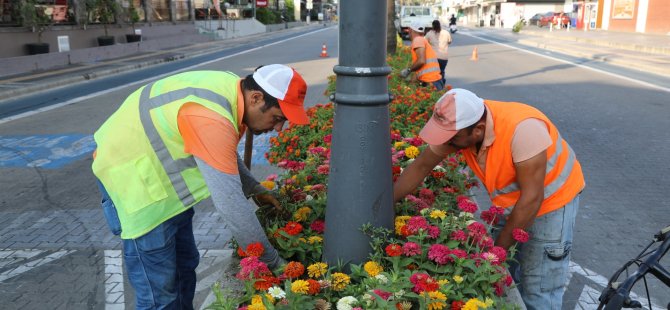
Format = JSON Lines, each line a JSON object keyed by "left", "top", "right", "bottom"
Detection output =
{"left": 92, "top": 64, "right": 309, "bottom": 309}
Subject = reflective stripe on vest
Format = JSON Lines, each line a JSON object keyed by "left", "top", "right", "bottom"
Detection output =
{"left": 417, "top": 58, "right": 440, "bottom": 77}
{"left": 490, "top": 133, "right": 577, "bottom": 200}
{"left": 138, "top": 82, "right": 234, "bottom": 207}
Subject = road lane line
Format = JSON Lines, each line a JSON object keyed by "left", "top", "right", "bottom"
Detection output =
{"left": 0, "top": 27, "right": 335, "bottom": 125}
{"left": 461, "top": 31, "right": 670, "bottom": 93}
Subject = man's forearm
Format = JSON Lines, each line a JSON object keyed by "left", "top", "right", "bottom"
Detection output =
{"left": 495, "top": 194, "right": 543, "bottom": 249}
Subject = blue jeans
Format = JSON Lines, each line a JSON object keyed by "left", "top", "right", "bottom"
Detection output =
{"left": 98, "top": 181, "right": 200, "bottom": 310}
{"left": 438, "top": 59, "right": 448, "bottom": 84}
{"left": 497, "top": 195, "right": 580, "bottom": 310}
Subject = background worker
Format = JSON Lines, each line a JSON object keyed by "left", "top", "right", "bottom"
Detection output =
{"left": 424, "top": 19, "right": 452, "bottom": 85}
{"left": 393, "top": 88, "right": 585, "bottom": 310}
{"left": 400, "top": 22, "right": 445, "bottom": 90}
{"left": 92, "top": 64, "right": 308, "bottom": 309}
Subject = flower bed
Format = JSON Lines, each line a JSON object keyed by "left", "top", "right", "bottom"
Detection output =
{"left": 207, "top": 45, "right": 525, "bottom": 310}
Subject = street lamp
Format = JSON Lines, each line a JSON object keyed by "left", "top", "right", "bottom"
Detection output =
{"left": 323, "top": 0, "right": 394, "bottom": 268}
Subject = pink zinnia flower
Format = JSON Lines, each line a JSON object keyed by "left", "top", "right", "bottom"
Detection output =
{"left": 490, "top": 246, "right": 507, "bottom": 263}
{"left": 419, "top": 188, "right": 435, "bottom": 204}
{"left": 482, "top": 252, "right": 499, "bottom": 265}
{"left": 426, "top": 225, "right": 441, "bottom": 239}
{"left": 406, "top": 216, "right": 429, "bottom": 233}
{"left": 428, "top": 244, "right": 453, "bottom": 265}
{"left": 236, "top": 256, "right": 270, "bottom": 280}
{"left": 456, "top": 195, "right": 478, "bottom": 213}
{"left": 467, "top": 222, "right": 487, "bottom": 239}
{"left": 402, "top": 242, "right": 422, "bottom": 256}
{"left": 323, "top": 134, "right": 332, "bottom": 143}
{"left": 265, "top": 174, "right": 278, "bottom": 181}
{"left": 372, "top": 289, "right": 392, "bottom": 300}
{"left": 310, "top": 220, "right": 325, "bottom": 234}
{"left": 311, "top": 184, "right": 326, "bottom": 192}
{"left": 512, "top": 228, "right": 530, "bottom": 243}
{"left": 450, "top": 230, "right": 467, "bottom": 242}
{"left": 316, "top": 164, "right": 330, "bottom": 175}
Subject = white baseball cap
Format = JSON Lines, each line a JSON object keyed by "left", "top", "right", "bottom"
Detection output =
{"left": 253, "top": 64, "right": 309, "bottom": 125}
{"left": 409, "top": 21, "right": 425, "bottom": 33}
{"left": 419, "top": 89, "right": 485, "bottom": 145}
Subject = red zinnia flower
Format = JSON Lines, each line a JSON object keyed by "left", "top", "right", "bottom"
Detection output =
{"left": 253, "top": 275, "right": 279, "bottom": 291}
{"left": 309, "top": 220, "right": 325, "bottom": 234}
{"left": 451, "top": 300, "right": 464, "bottom": 310}
{"left": 244, "top": 242, "right": 264, "bottom": 257}
{"left": 385, "top": 244, "right": 402, "bottom": 257}
{"left": 512, "top": 228, "right": 530, "bottom": 243}
{"left": 283, "top": 222, "right": 303, "bottom": 236}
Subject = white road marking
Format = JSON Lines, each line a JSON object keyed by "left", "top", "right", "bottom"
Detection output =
{"left": 569, "top": 261, "right": 662, "bottom": 309}
{"left": 461, "top": 31, "right": 670, "bottom": 93}
{"left": 104, "top": 250, "right": 124, "bottom": 310}
{"left": 0, "top": 27, "right": 335, "bottom": 125}
{"left": 0, "top": 250, "right": 73, "bottom": 282}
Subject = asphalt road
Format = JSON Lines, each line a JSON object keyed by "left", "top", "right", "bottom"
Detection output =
{"left": 1, "top": 26, "right": 668, "bottom": 309}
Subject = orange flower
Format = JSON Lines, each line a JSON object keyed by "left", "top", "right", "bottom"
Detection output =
{"left": 283, "top": 261, "right": 305, "bottom": 278}
{"left": 254, "top": 275, "right": 279, "bottom": 291}
{"left": 307, "top": 279, "right": 321, "bottom": 295}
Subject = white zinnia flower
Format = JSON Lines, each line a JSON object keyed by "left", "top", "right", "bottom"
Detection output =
{"left": 267, "top": 286, "right": 285, "bottom": 299}
{"left": 375, "top": 274, "right": 388, "bottom": 284}
{"left": 306, "top": 194, "right": 314, "bottom": 201}
{"left": 336, "top": 296, "right": 357, "bottom": 310}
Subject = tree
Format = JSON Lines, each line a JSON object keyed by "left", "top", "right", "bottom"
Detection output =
{"left": 386, "top": 0, "right": 397, "bottom": 55}
{"left": 89, "top": 0, "right": 120, "bottom": 37}
{"left": 21, "top": 0, "right": 52, "bottom": 44}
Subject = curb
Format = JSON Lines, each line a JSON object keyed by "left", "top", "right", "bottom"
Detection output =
{"left": 517, "top": 39, "right": 670, "bottom": 78}
{"left": 520, "top": 30, "right": 670, "bottom": 56}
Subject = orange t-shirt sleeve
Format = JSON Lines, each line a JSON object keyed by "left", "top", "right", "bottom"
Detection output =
{"left": 177, "top": 102, "right": 240, "bottom": 174}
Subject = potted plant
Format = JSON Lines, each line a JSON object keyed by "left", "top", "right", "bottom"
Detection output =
{"left": 90, "top": 0, "right": 120, "bottom": 46}
{"left": 21, "top": 0, "right": 53, "bottom": 55}
{"left": 125, "top": 2, "right": 142, "bottom": 43}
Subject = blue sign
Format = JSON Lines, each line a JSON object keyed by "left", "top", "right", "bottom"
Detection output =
{"left": 0, "top": 134, "right": 96, "bottom": 169}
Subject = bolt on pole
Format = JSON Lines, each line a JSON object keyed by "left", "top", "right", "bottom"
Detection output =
{"left": 323, "top": 0, "right": 394, "bottom": 268}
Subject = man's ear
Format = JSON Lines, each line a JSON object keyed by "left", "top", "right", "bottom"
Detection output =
{"left": 474, "top": 122, "right": 486, "bottom": 136}
{"left": 250, "top": 90, "right": 264, "bottom": 106}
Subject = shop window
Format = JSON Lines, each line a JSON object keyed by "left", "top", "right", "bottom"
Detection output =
{"left": 151, "top": 0, "right": 170, "bottom": 22}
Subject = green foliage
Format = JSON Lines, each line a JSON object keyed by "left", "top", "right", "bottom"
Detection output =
{"left": 20, "top": 0, "right": 52, "bottom": 43}
{"left": 512, "top": 20, "right": 523, "bottom": 33}
{"left": 127, "top": 2, "right": 141, "bottom": 31}
{"left": 255, "top": 7, "right": 280, "bottom": 24}
{"left": 87, "top": 0, "right": 121, "bottom": 36}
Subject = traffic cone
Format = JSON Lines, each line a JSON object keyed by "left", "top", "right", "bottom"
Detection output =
{"left": 470, "top": 47, "right": 479, "bottom": 61}
{"left": 320, "top": 43, "right": 329, "bottom": 57}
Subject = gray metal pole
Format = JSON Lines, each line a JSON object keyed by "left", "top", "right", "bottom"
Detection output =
{"left": 323, "top": 0, "right": 393, "bottom": 267}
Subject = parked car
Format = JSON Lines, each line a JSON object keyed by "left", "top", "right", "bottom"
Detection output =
{"left": 539, "top": 12, "right": 570, "bottom": 28}
{"left": 528, "top": 13, "right": 543, "bottom": 26}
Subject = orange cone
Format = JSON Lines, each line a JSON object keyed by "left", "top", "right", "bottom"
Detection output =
{"left": 470, "top": 47, "right": 479, "bottom": 61}
{"left": 320, "top": 44, "right": 329, "bottom": 57}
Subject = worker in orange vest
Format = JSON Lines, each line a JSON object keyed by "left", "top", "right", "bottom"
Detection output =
{"left": 394, "top": 88, "right": 584, "bottom": 310}
{"left": 400, "top": 22, "right": 445, "bottom": 90}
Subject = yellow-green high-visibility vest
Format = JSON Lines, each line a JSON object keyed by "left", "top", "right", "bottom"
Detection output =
{"left": 92, "top": 71, "right": 241, "bottom": 239}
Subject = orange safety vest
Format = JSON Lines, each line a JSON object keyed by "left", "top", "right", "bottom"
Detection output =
{"left": 411, "top": 37, "right": 442, "bottom": 83}
{"left": 462, "top": 100, "right": 585, "bottom": 216}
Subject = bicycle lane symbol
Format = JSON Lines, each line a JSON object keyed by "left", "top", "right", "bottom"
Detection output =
{"left": 0, "top": 134, "right": 96, "bottom": 169}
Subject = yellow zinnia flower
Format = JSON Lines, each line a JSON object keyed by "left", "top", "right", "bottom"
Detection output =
{"left": 453, "top": 275, "right": 464, "bottom": 284}
{"left": 303, "top": 185, "right": 313, "bottom": 191}
{"left": 430, "top": 209, "right": 446, "bottom": 220}
{"left": 331, "top": 272, "right": 350, "bottom": 291}
{"left": 363, "top": 261, "right": 383, "bottom": 277}
{"left": 394, "top": 141, "right": 406, "bottom": 149}
{"left": 307, "top": 262, "right": 328, "bottom": 278}
{"left": 405, "top": 146, "right": 420, "bottom": 159}
{"left": 293, "top": 207, "right": 312, "bottom": 222}
{"left": 395, "top": 216, "right": 411, "bottom": 235}
{"left": 420, "top": 290, "right": 447, "bottom": 310}
{"left": 462, "top": 298, "right": 487, "bottom": 310}
{"left": 438, "top": 278, "right": 450, "bottom": 286}
{"left": 251, "top": 295, "right": 264, "bottom": 305}
{"left": 308, "top": 236, "right": 323, "bottom": 244}
{"left": 291, "top": 280, "right": 310, "bottom": 294}
{"left": 248, "top": 304, "right": 266, "bottom": 310}
{"left": 260, "top": 180, "right": 275, "bottom": 190}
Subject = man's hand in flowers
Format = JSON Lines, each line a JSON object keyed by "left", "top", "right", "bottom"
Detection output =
{"left": 254, "top": 193, "right": 290, "bottom": 220}
{"left": 400, "top": 68, "right": 411, "bottom": 78}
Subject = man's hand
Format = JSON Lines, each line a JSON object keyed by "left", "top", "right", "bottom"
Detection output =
{"left": 400, "top": 68, "right": 411, "bottom": 78}
{"left": 254, "top": 193, "right": 290, "bottom": 220}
